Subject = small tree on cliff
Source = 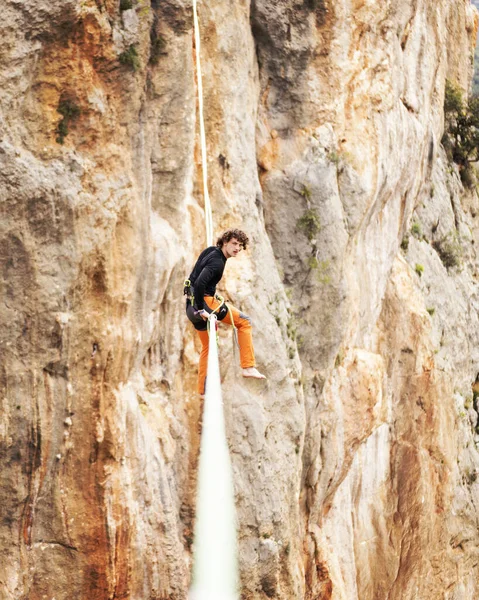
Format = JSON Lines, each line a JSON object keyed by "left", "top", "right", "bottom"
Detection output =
{"left": 443, "top": 80, "right": 479, "bottom": 186}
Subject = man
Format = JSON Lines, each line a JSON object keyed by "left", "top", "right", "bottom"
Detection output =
{"left": 185, "top": 228, "right": 266, "bottom": 394}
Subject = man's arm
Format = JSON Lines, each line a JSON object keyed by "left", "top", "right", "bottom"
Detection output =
{"left": 193, "top": 264, "right": 216, "bottom": 310}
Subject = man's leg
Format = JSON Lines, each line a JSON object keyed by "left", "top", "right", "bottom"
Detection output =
{"left": 227, "top": 305, "right": 255, "bottom": 368}
{"left": 196, "top": 329, "right": 209, "bottom": 394}
{"left": 201, "top": 296, "right": 265, "bottom": 382}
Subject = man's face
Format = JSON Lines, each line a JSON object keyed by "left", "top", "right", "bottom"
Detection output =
{"left": 222, "top": 237, "right": 243, "bottom": 259}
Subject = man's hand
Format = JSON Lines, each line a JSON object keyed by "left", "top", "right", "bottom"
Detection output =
{"left": 199, "top": 309, "right": 209, "bottom": 321}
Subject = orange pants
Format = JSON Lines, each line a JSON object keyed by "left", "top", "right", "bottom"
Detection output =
{"left": 196, "top": 296, "right": 256, "bottom": 394}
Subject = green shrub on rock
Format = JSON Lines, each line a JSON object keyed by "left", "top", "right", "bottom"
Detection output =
{"left": 150, "top": 33, "right": 166, "bottom": 65}
{"left": 415, "top": 263, "right": 424, "bottom": 277}
{"left": 401, "top": 234, "right": 410, "bottom": 252}
{"left": 433, "top": 233, "right": 463, "bottom": 270}
{"left": 56, "top": 98, "right": 80, "bottom": 144}
{"left": 119, "top": 45, "right": 140, "bottom": 71}
{"left": 443, "top": 80, "right": 479, "bottom": 186}
{"left": 296, "top": 209, "right": 321, "bottom": 241}
{"left": 411, "top": 222, "right": 422, "bottom": 238}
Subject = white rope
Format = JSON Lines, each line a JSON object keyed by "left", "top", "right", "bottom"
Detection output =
{"left": 192, "top": 0, "right": 213, "bottom": 247}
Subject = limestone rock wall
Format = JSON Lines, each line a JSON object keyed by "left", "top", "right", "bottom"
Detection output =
{"left": 1, "top": 0, "right": 478, "bottom": 599}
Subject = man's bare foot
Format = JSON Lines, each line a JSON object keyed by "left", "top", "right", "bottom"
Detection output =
{"left": 242, "top": 367, "right": 266, "bottom": 379}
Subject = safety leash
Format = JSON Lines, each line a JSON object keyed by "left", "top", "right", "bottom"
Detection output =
{"left": 225, "top": 303, "right": 239, "bottom": 364}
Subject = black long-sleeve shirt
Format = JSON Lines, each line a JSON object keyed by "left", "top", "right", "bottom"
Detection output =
{"left": 188, "top": 246, "right": 227, "bottom": 310}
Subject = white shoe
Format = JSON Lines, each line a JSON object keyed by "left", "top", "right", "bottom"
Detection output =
{"left": 242, "top": 367, "right": 266, "bottom": 380}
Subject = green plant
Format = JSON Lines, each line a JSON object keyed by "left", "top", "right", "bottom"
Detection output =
{"left": 296, "top": 209, "right": 321, "bottom": 241}
{"left": 426, "top": 307, "right": 435, "bottom": 316}
{"left": 401, "top": 235, "right": 410, "bottom": 252}
{"left": 120, "top": 0, "right": 133, "bottom": 10}
{"left": 286, "top": 316, "right": 297, "bottom": 341}
{"left": 300, "top": 184, "right": 312, "bottom": 201}
{"left": 119, "top": 45, "right": 140, "bottom": 71}
{"left": 464, "top": 468, "right": 477, "bottom": 485}
{"left": 443, "top": 80, "right": 479, "bottom": 186}
{"left": 137, "top": 0, "right": 150, "bottom": 16}
{"left": 411, "top": 222, "right": 422, "bottom": 238}
{"left": 56, "top": 98, "right": 81, "bottom": 144}
{"left": 318, "top": 273, "right": 330, "bottom": 285}
{"left": 296, "top": 335, "right": 304, "bottom": 350}
{"left": 58, "top": 99, "right": 80, "bottom": 120}
{"left": 432, "top": 233, "right": 462, "bottom": 269}
{"left": 334, "top": 349, "right": 344, "bottom": 368}
{"left": 56, "top": 120, "right": 68, "bottom": 144}
{"left": 306, "top": 256, "right": 330, "bottom": 284}
{"left": 328, "top": 151, "right": 340, "bottom": 165}
{"left": 316, "top": 260, "right": 330, "bottom": 284}
{"left": 444, "top": 80, "right": 464, "bottom": 114}
{"left": 150, "top": 33, "right": 166, "bottom": 65}
{"left": 307, "top": 256, "right": 319, "bottom": 269}
{"left": 460, "top": 165, "right": 476, "bottom": 187}
{"left": 415, "top": 263, "right": 424, "bottom": 277}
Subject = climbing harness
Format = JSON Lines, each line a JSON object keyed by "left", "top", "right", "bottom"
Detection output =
{"left": 184, "top": 279, "right": 229, "bottom": 330}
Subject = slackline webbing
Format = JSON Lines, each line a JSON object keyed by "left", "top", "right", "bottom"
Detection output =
{"left": 189, "top": 3, "right": 239, "bottom": 599}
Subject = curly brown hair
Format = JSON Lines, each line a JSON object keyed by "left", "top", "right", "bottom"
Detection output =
{"left": 216, "top": 228, "right": 249, "bottom": 250}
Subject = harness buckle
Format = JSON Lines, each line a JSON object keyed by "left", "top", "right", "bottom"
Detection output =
{"left": 184, "top": 279, "right": 195, "bottom": 304}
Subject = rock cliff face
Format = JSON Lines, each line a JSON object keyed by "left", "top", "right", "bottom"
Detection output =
{"left": 1, "top": 0, "right": 479, "bottom": 598}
